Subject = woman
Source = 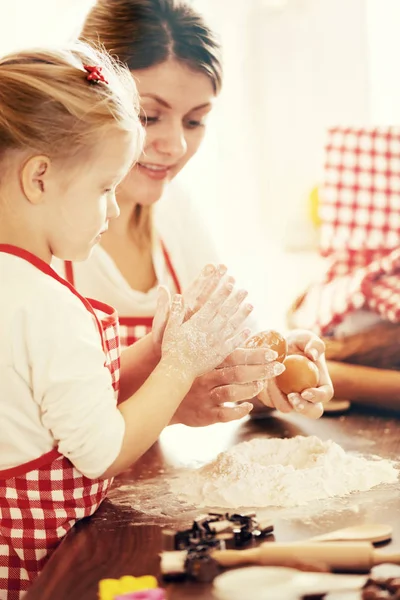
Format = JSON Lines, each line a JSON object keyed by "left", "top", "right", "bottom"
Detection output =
{"left": 54, "top": 0, "right": 333, "bottom": 422}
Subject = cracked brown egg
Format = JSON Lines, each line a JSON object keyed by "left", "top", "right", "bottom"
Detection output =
{"left": 244, "top": 330, "right": 287, "bottom": 363}
{"left": 276, "top": 354, "right": 319, "bottom": 395}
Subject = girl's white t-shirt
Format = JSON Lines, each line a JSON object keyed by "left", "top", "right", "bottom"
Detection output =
{"left": 0, "top": 252, "right": 125, "bottom": 479}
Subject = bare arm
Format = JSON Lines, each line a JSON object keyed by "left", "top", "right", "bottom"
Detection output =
{"left": 118, "top": 278, "right": 170, "bottom": 401}
{"left": 102, "top": 358, "right": 193, "bottom": 478}
{"left": 328, "top": 360, "right": 400, "bottom": 412}
{"left": 101, "top": 272, "right": 253, "bottom": 478}
{"left": 118, "top": 265, "right": 284, "bottom": 426}
{"left": 118, "top": 334, "right": 160, "bottom": 402}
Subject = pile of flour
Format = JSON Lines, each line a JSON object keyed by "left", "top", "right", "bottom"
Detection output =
{"left": 170, "top": 436, "right": 398, "bottom": 508}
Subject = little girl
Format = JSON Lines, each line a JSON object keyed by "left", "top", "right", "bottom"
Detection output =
{"left": 0, "top": 42, "right": 258, "bottom": 599}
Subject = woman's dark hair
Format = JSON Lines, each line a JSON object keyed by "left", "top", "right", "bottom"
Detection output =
{"left": 80, "top": 0, "right": 222, "bottom": 93}
{"left": 80, "top": 0, "right": 222, "bottom": 244}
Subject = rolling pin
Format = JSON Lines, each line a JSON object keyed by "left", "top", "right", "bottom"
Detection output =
{"left": 213, "top": 542, "right": 400, "bottom": 573}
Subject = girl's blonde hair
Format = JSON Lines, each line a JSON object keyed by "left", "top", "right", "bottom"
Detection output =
{"left": 0, "top": 41, "right": 144, "bottom": 168}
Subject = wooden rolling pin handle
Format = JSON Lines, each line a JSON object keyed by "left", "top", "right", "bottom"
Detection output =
{"left": 213, "top": 548, "right": 262, "bottom": 568}
{"left": 214, "top": 542, "right": 400, "bottom": 573}
{"left": 373, "top": 549, "right": 400, "bottom": 566}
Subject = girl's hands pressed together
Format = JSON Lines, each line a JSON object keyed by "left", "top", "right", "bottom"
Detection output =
{"left": 160, "top": 268, "right": 254, "bottom": 380}
{"left": 106, "top": 265, "right": 258, "bottom": 477}
{"left": 151, "top": 262, "right": 226, "bottom": 350}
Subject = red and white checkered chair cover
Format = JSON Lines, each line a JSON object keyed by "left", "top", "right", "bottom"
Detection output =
{"left": 294, "top": 127, "right": 400, "bottom": 335}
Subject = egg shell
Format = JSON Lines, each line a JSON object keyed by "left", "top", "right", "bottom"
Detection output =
{"left": 244, "top": 330, "right": 287, "bottom": 363}
{"left": 276, "top": 355, "right": 319, "bottom": 395}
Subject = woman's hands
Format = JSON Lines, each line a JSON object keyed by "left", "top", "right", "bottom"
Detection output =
{"left": 152, "top": 266, "right": 333, "bottom": 425}
{"left": 257, "top": 329, "right": 334, "bottom": 419}
{"left": 170, "top": 346, "right": 284, "bottom": 426}
{"left": 152, "top": 264, "right": 285, "bottom": 426}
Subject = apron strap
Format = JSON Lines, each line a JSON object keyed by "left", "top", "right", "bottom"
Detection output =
{"left": 64, "top": 260, "right": 75, "bottom": 286}
{"left": 161, "top": 241, "right": 181, "bottom": 293}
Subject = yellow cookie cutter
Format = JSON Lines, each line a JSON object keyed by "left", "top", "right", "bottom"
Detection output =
{"left": 99, "top": 575, "right": 158, "bottom": 600}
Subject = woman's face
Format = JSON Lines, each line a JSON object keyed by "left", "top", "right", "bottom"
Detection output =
{"left": 116, "top": 58, "right": 215, "bottom": 207}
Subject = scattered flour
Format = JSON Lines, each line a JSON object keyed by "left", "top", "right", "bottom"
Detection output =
{"left": 170, "top": 436, "right": 398, "bottom": 509}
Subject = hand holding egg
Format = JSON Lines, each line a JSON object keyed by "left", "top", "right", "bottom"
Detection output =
{"left": 285, "top": 329, "right": 334, "bottom": 415}
{"left": 244, "top": 330, "right": 287, "bottom": 363}
{"left": 276, "top": 355, "right": 319, "bottom": 395}
{"left": 245, "top": 329, "right": 333, "bottom": 418}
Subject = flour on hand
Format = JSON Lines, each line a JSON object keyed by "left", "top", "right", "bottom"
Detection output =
{"left": 170, "top": 436, "right": 398, "bottom": 508}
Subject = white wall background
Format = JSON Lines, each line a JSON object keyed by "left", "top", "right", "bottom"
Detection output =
{"left": 188, "top": 0, "right": 372, "bottom": 249}
{"left": 366, "top": 0, "right": 400, "bottom": 124}
{"left": 0, "top": 0, "right": 398, "bottom": 317}
{"left": 0, "top": 0, "right": 94, "bottom": 52}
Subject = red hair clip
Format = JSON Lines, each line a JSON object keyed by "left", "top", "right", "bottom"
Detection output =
{"left": 83, "top": 65, "right": 108, "bottom": 85}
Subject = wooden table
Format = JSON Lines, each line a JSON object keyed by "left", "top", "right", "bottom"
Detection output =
{"left": 26, "top": 407, "right": 400, "bottom": 600}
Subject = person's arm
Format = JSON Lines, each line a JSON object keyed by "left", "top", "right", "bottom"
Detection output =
{"left": 117, "top": 264, "right": 225, "bottom": 403}
{"left": 118, "top": 334, "right": 160, "bottom": 402}
{"left": 25, "top": 284, "right": 192, "bottom": 480}
{"left": 327, "top": 360, "right": 400, "bottom": 412}
{"left": 104, "top": 358, "right": 194, "bottom": 477}
{"left": 25, "top": 290, "right": 129, "bottom": 481}
{"left": 118, "top": 329, "right": 284, "bottom": 426}
{"left": 118, "top": 265, "right": 284, "bottom": 426}
{"left": 102, "top": 276, "right": 254, "bottom": 477}
{"left": 31, "top": 291, "right": 190, "bottom": 480}
{"left": 29, "top": 268, "right": 252, "bottom": 482}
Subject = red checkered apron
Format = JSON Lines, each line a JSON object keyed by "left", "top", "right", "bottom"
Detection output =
{"left": 63, "top": 241, "right": 181, "bottom": 348}
{"left": 0, "top": 246, "right": 121, "bottom": 600}
{"left": 293, "top": 127, "right": 400, "bottom": 335}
